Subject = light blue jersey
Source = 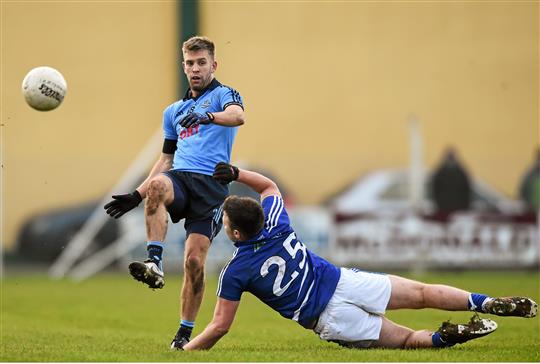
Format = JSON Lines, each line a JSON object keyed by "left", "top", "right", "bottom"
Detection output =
{"left": 163, "top": 79, "right": 243, "bottom": 175}
{"left": 217, "top": 195, "right": 341, "bottom": 328}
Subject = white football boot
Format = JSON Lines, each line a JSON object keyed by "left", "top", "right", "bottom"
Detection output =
{"left": 483, "top": 297, "right": 537, "bottom": 318}
{"left": 128, "top": 260, "right": 165, "bottom": 289}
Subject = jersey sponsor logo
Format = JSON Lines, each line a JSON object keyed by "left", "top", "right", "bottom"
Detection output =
{"left": 179, "top": 124, "right": 200, "bottom": 140}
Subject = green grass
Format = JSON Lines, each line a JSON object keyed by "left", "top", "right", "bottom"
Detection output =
{"left": 1, "top": 271, "right": 539, "bottom": 361}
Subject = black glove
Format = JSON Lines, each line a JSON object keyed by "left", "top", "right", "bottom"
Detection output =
{"left": 213, "top": 162, "right": 239, "bottom": 184}
{"left": 180, "top": 112, "right": 213, "bottom": 128}
{"left": 103, "top": 190, "right": 142, "bottom": 219}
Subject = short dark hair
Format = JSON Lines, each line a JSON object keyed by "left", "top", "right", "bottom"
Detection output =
{"left": 223, "top": 196, "right": 264, "bottom": 240}
{"left": 182, "top": 36, "right": 215, "bottom": 59}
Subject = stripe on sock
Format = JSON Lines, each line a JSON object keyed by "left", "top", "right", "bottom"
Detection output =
{"left": 180, "top": 320, "right": 195, "bottom": 328}
{"left": 469, "top": 293, "right": 491, "bottom": 313}
{"left": 468, "top": 295, "right": 477, "bottom": 311}
{"left": 147, "top": 241, "right": 164, "bottom": 248}
{"left": 432, "top": 332, "right": 453, "bottom": 348}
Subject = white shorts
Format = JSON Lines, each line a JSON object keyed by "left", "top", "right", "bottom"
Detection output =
{"left": 314, "top": 268, "right": 391, "bottom": 343}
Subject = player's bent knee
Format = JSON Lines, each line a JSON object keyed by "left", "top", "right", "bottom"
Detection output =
{"left": 417, "top": 285, "right": 429, "bottom": 307}
{"left": 184, "top": 254, "right": 205, "bottom": 275}
{"left": 406, "top": 282, "right": 428, "bottom": 308}
{"left": 388, "top": 275, "right": 428, "bottom": 309}
{"left": 214, "top": 325, "right": 229, "bottom": 337}
{"left": 146, "top": 178, "right": 173, "bottom": 215}
{"left": 148, "top": 178, "right": 168, "bottom": 200}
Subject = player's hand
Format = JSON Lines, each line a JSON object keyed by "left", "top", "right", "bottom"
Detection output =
{"left": 103, "top": 190, "right": 142, "bottom": 219}
{"left": 180, "top": 112, "right": 213, "bottom": 128}
{"left": 213, "top": 162, "right": 239, "bottom": 184}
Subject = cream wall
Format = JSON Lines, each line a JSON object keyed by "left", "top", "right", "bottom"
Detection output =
{"left": 202, "top": 2, "right": 539, "bottom": 203}
{"left": 2, "top": 2, "right": 177, "bottom": 248}
{"left": 2, "top": 2, "right": 538, "bottom": 249}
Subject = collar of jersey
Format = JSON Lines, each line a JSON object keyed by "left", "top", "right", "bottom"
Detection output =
{"left": 233, "top": 230, "right": 266, "bottom": 247}
{"left": 182, "top": 78, "right": 221, "bottom": 101}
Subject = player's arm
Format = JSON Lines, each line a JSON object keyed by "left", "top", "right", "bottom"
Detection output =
{"left": 213, "top": 163, "right": 280, "bottom": 201}
{"left": 104, "top": 140, "right": 175, "bottom": 219}
{"left": 183, "top": 298, "right": 240, "bottom": 351}
{"left": 207, "top": 104, "right": 245, "bottom": 127}
{"left": 180, "top": 105, "right": 245, "bottom": 128}
{"left": 237, "top": 168, "right": 280, "bottom": 200}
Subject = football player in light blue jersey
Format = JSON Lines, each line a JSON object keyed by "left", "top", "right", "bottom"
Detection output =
{"left": 103, "top": 36, "right": 245, "bottom": 349}
{"left": 180, "top": 163, "right": 537, "bottom": 351}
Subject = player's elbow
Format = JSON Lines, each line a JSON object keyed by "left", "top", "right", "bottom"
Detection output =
{"left": 260, "top": 180, "right": 279, "bottom": 196}
{"left": 213, "top": 316, "right": 233, "bottom": 335}
{"left": 216, "top": 326, "right": 229, "bottom": 337}
{"left": 224, "top": 105, "right": 245, "bottom": 126}
{"left": 236, "top": 112, "right": 245, "bottom": 126}
{"left": 213, "top": 323, "right": 230, "bottom": 337}
{"left": 231, "top": 107, "right": 245, "bottom": 125}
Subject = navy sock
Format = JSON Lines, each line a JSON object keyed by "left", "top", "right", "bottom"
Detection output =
{"left": 178, "top": 320, "right": 194, "bottom": 340}
{"left": 147, "top": 242, "right": 164, "bottom": 271}
{"left": 432, "top": 332, "right": 454, "bottom": 348}
{"left": 468, "top": 293, "right": 491, "bottom": 313}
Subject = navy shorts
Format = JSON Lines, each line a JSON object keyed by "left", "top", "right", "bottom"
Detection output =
{"left": 162, "top": 170, "right": 228, "bottom": 241}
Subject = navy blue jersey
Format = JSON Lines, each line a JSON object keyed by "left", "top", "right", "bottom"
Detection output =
{"left": 217, "top": 195, "right": 341, "bottom": 328}
{"left": 162, "top": 79, "right": 243, "bottom": 175}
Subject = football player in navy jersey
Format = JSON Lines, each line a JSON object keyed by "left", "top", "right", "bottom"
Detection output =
{"left": 179, "top": 163, "right": 537, "bottom": 351}
{"left": 103, "top": 36, "right": 245, "bottom": 349}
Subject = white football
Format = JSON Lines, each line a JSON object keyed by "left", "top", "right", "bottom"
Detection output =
{"left": 22, "top": 66, "right": 67, "bottom": 111}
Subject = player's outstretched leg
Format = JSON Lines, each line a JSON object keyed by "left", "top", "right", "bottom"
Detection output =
{"left": 432, "top": 313, "right": 498, "bottom": 347}
{"left": 129, "top": 176, "right": 174, "bottom": 290}
{"left": 365, "top": 314, "right": 497, "bottom": 349}
{"left": 387, "top": 275, "right": 537, "bottom": 318}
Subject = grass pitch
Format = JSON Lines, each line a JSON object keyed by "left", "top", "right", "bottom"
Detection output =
{"left": 2, "top": 270, "right": 539, "bottom": 361}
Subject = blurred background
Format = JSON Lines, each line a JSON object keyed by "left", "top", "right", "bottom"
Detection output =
{"left": 2, "top": 1, "right": 539, "bottom": 278}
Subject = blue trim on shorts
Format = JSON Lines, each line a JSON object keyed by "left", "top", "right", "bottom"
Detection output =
{"left": 346, "top": 267, "right": 387, "bottom": 275}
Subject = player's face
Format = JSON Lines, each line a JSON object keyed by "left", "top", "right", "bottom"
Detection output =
{"left": 182, "top": 49, "right": 217, "bottom": 93}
